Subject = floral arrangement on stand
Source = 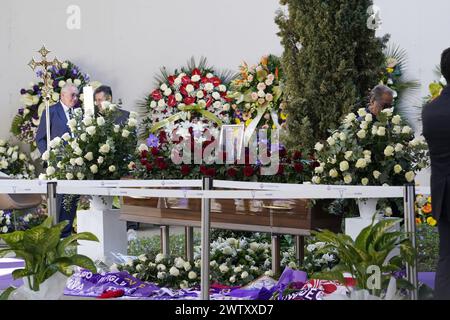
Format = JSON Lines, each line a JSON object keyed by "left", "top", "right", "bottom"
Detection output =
{"left": 415, "top": 195, "right": 436, "bottom": 226}
{"left": 302, "top": 239, "right": 340, "bottom": 275}
{"left": 140, "top": 57, "right": 235, "bottom": 142}
{"left": 424, "top": 69, "right": 446, "bottom": 104}
{"left": 312, "top": 107, "right": 429, "bottom": 216}
{"left": 41, "top": 102, "right": 138, "bottom": 181}
{"left": 0, "top": 139, "right": 36, "bottom": 178}
{"left": 10, "top": 61, "right": 99, "bottom": 159}
{"left": 228, "top": 55, "right": 286, "bottom": 132}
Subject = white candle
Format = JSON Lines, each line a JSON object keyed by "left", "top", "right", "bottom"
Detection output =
{"left": 83, "top": 86, "right": 95, "bottom": 116}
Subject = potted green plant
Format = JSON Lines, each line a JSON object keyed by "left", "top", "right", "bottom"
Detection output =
{"left": 310, "top": 217, "right": 415, "bottom": 299}
{"left": 0, "top": 216, "right": 98, "bottom": 300}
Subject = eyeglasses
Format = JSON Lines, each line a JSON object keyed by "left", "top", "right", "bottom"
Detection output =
{"left": 70, "top": 93, "right": 79, "bottom": 98}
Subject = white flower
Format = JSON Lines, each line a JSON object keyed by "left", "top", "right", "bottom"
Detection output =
{"left": 122, "top": 129, "right": 130, "bottom": 138}
{"left": 234, "top": 266, "right": 243, "bottom": 273}
{"left": 365, "top": 114, "right": 373, "bottom": 122}
{"left": 241, "top": 271, "right": 249, "bottom": 279}
{"left": 405, "top": 171, "right": 415, "bottom": 182}
{"left": 377, "top": 126, "right": 386, "bottom": 136}
{"left": 265, "top": 78, "right": 273, "bottom": 86}
{"left": 191, "top": 74, "right": 201, "bottom": 82}
{"left": 46, "top": 166, "right": 55, "bottom": 176}
{"left": 344, "top": 175, "right": 352, "bottom": 184}
{"left": 357, "top": 108, "right": 367, "bottom": 117}
{"left": 138, "top": 144, "right": 148, "bottom": 152}
{"left": 265, "top": 93, "right": 274, "bottom": 102}
{"left": 257, "top": 98, "right": 265, "bottom": 105}
{"left": 440, "top": 76, "right": 447, "bottom": 86}
{"left": 395, "top": 143, "right": 404, "bottom": 152}
{"left": 212, "top": 92, "right": 221, "bottom": 100}
{"left": 0, "top": 139, "right": 5, "bottom": 147}
{"left": 312, "top": 176, "right": 321, "bottom": 184}
{"left": 361, "top": 178, "right": 369, "bottom": 186}
{"left": 210, "top": 260, "right": 217, "bottom": 268}
{"left": 86, "top": 126, "right": 96, "bottom": 136}
{"left": 69, "top": 158, "right": 76, "bottom": 166}
{"left": 218, "top": 84, "right": 226, "bottom": 92}
{"left": 19, "top": 153, "right": 27, "bottom": 161}
{"left": 219, "top": 264, "right": 229, "bottom": 273}
{"left": 169, "top": 266, "right": 180, "bottom": 277}
{"left": 288, "top": 262, "right": 297, "bottom": 269}
{"left": 355, "top": 158, "right": 367, "bottom": 169}
{"left": 113, "top": 125, "right": 120, "bottom": 133}
{"left": 186, "top": 84, "right": 194, "bottom": 93}
{"left": 251, "top": 92, "right": 259, "bottom": 101}
{"left": 402, "top": 126, "right": 412, "bottom": 134}
{"left": 222, "top": 247, "right": 233, "bottom": 255}
{"left": 257, "top": 90, "right": 266, "bottom": 98}
{"left": 373, "top": 171, "right": 381, "bottom": 179}
{"left": 339, "top": 161, "right": 349, "bottom": 172}
{"left": 345, "top": 113, "right": 357, "bottom": 122}
{"left": 75, "top": 157, "right": 84, "bottom": 166}
{"left": 50, "top": 137, "right": 62, "bottom": 148}
{"left": 108, "top": 165, "right": 116, "bottom": 172}
{"left": 382, "top": 107, "right": 394, "bottom": 116}
{"left": 160, "top": 83, "right": 168, "bottom": 91}
{"left": 136, "top": 264, "right": 144, "bottom": 272}
{"left": 74, "top": 147, "right": 83, "bottom": 156}
{"left": 264, "top": 270, "right": 274, "bottom": 277}
{"left": 84, "top": 152, "right": 94, "bottom": 161}
{"left": 164, "top": 88, "right": 172, "bottom": 96}
{"left": 196, "top": 90, "right": 204, "bottom": 99}
{"left": 62, "top": 132, "right": 71, "bottom": 141}
{"left": 76, "top": 172, "right": 85, "bottom": 180}
{"left": 80, "top": 133, "right": 87, "bottom": 142}
{"left": 392, "top": 115, "right": 401, "bottom": 125}
{"left": 157, "top": 99, "right": 166, "bottom": 107}
{"left": 371, "top": 126, "right": 378, "bottom": 136}
{"left": 314, "top": 166, "right": 324, "bottom": 174}
{"left": 83, "top": 116, "right": 93, "bottom": 126}
{"left": 384, "top": 146, "right": 395, "bottom": 157}
{"left": 155, "top": 253, "right": 164, "bottom": 263}
{"left": 344, "top": 151, "right": 353, "bottom": 160}
{"left": 96, "top": 117, "right": 105, "bottom": 126}
{"left": 68, "top": 119, "right": 77, "bottom": 129}
{"left": 99, "top": 144, "right": 111, "bottom": 154}
{"left": 385, "top": 207, "right": 393, "bottom": 217}
{"left": 393, "top": 126, "right": 402, "bottom": 134}
{"left": 97, "top": 156, "right": 104, "bottom": 164}
{"left": 327, "top": 137, "right": 336, "bottom": 146}
{"left": 90, "top": 164, "right": 98, "bottom": 174}
{"left": 257, "top": 82, "right": 266, "bottom": 91}
{"left": 229, "top": 276, "right": 236, "bottom": 283}
{"left": 357, "top": 129, "right": 366, "bottom": 139}
{"left": 128, "top": 161, "right": 135, "bottom": 170}
{"left": 175, "top": 93, "right": 183, "bottom": 102}
{"left": 360, "top": 121, "right": 368, "bottom": 130}
{"left": 128, "top": 118, "right": 137, "bottom": 127}
{"left": 183, "top": 262, "right": 191, "bottom": 271}
{"left": 157, "top": 272, "right": 166, "bottom": 279}
{"left": 157, "top": 264, "right": 166, "bottom": 271}
{"left": 58, "top": 80, "right": 66, "bottom": 88}
{"left": 329, "top": 169, "right": 338, "bottom": 178}
{"left": 314, "top": 142, "right": 324, "bottom": 152}
{"left": 188, "top": 271, "right": 197, "bottom": 280}
{"left": 204, "top": 83, "right": 214, "bottom": 92}
{"left": 65, "top": 172, "right": 73, "bottom": 180}
{"left": 339, "top": 132, "right": 347, "bottom": 141}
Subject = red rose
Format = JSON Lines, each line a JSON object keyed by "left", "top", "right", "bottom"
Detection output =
{"left": 206, "top": 97, "right": 213, "bottom": 108}
{"left": 227, "top": 167, "right": 237, "bottom": 177}
{"left": 157, "top": 159, "right": 168, "bottom": 170}
{"left": 310, "top": 161, "right": 320, "bottom": 168}
{"left": 243, "top": 166, "right": 254, "bottom": 177}
{"left": 277, "top": 164, "right": 285, "bottom": 175}
{"left": 292, "top": 151, "right": 302, "bottom": 160}
{"left": 201, "top": 77, "right": 209, "bottom": 84}
{"left": 145, "top": 163, "right": 153, "bottom": 171}
{"left": 211, "top": 77, "right": 221, "bottom": 87}
{"left": 151, "top": 147, "right": 159, "bottom": 156}
{"left": 279, "top": 147, "right": 287, "bottom": 158}
{"left": 168, "top": 75, "right": 176, "bottom": 85}
{"left": 294, "top": 163, "right": 304, "bottom": 173}
{"left": 192, "top": 68, "right": 201, "bottom": 76}
{"left": 184, "top": 96, "right": 196, "bottom": 105}
{"left": 200, "top": 165, "right": 208, "bottom": 174}
{"left": 141, "top": 150, "right": 148, "bottom": 158}
{"left": 182, "top": 75, "right": 191, "bottom": 85}
{"left": 140, "top": 158, "right": 148, "bottom": 165}
{"left": 180, "top": 85, "right": 188, "bottom": 96}
{"left": 193, "top": 81, "right": 200, "bottom": 90}
{"left": 181, "top": 164, "right": 191, "bottom": 175}
{"left": 159, "top": 131, "right": 167, "bottom": 144}
{"left": 167, "top": 95, "right": 177, "bottom": 107}
{"left": 206, "top": 168, "right": 216, "bottom": 177}
{"left": 151, "top": 89, "right": 163, "bottom": 101}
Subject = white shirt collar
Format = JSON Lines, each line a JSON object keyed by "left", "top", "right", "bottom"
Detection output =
{"left": 60, "top": 101, "right": 71, "bottom": 113}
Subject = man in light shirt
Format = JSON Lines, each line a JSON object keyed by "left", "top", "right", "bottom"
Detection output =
{"left": 36, "top": 83, "right": 79, "bottom": 238}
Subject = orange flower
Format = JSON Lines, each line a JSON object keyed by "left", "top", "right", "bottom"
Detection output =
{"left": 260, "top": 56, "right": 268, "bottom": 67}
{"left": 422, "top": 203, "right": 432, "bottom": 214}
{"left": 415, "top": 218, "right": 422, "bottom": 225}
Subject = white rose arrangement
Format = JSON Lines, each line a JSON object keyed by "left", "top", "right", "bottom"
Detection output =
{"left": 42, "top": 104, "right": 137, "bottom": 180}
{"left": 0, "top": 140, "right": 35, "bottom": 179}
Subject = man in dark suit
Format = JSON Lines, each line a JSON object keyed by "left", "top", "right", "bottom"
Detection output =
{"left": 422, "top": 47, "right": 450, "bottom": 300}
{"left": 36, "top": 83, "right": 80, "bottom": 238}
{"left": 94, "top": 85, "right": 130, "bottom": 125}
{"left": 93, "top": 85, "right": 139, "bottom": 230}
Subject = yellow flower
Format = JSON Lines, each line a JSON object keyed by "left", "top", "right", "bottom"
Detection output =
{"left": 260, "top": 56, "right": 268, "bottom": 67}
{"left": 235, "top": 119, "right": 241, "bottom": 124}
{"left": 427, "top": 196, "right": 431, "bottom": 203}
{"left": 426, "top": 217, "right": 437, "bottom": 227}
{"left": 245, "top": 118, "right": 253, "bottom": 127}
{"left": 387, "top": 67, "right": 394, "bottom": 73}
{"left": 280, "top": 113, "right": 288, "bottom": 120}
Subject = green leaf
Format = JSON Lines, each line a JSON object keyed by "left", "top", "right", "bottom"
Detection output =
{"left": 0, "top": 287, "right": 16, "bottom": 300}
{"left": 23, "top": 227, "right": 48, "bottom": 255}
{"left": 0, "top": 231, "right": 25, "bottom": 249}
{"left": 66, "top": 254, "right": 97, "bottom": 273}
{"left": 12, "top": 268, "right": 33, "bottom": 280}
{"left": 57, "top": 232, "right": 99, "bottom": 256}
{"left": 40, "top": 216, "right": 54, "bottom": 229}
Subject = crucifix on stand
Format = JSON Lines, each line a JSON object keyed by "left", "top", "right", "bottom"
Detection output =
{"left": 28, "top": 45, "right": 62, "bottom": 224}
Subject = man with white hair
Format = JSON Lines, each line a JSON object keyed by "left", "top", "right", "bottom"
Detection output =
{"left": 36, "top": 82, "right": 80, "bottom": 238}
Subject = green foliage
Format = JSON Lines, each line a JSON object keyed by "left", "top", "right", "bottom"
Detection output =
{"left": 275, "top": 0, "right": 388, "bottom": 153}
{"left": 0, "top": 216, "right": 98, "bottom": 292}
{"left": 416, "top": 223, "right": 439, "bottom": 272}
{"left": 311, "top": 217, "right": 415, "bottom": 297}
{"left": 128, "top": 232, "right": 201, "bottom": 257}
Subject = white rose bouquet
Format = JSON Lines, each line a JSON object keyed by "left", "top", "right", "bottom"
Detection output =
{"left": 0, "top": 139, "right": 36, "bottom": 179}
{"left": 42, "top": 103, "right": 137, "bottom": 180}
